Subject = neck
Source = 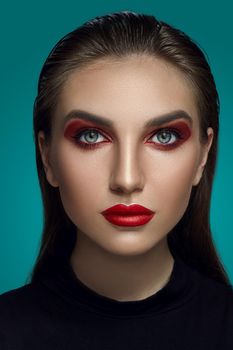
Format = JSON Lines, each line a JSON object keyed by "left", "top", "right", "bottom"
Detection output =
{"left": 70, "top": 232, "right": 174, "bottom": 302}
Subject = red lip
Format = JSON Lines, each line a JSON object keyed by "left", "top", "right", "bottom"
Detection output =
{"left": 101, "top": 204, "right": 155, "bottom": 227}
{"left": 101, "top": 204, "right": 154, "bottom": 215}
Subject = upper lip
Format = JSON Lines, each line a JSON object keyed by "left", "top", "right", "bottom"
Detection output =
{"left": 101, "top": 204, "right": 155, "bottom": 215}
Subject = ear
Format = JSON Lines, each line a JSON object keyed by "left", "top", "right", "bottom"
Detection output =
{"left": 192, "top": 127, "right": 214, "bottom": 186}
{"left": 38, "top": 131, "right": 59, "bottom": 187}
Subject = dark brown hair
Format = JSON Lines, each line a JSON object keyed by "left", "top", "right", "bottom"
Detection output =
{"left": 28, "top": 11, "right": 231, "bottom": 285}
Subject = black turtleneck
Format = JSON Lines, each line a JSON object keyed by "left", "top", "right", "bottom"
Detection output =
{"left": 0, "top": 253, "right": 232, "bottom": 349}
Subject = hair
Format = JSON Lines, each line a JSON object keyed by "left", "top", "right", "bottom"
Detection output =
{"left": 28, "top": 11, "right": 231, "bottom": 285}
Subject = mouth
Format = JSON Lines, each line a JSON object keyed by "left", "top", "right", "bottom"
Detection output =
{"left": 101, "top": 204, "right": 155, "bottom": 227}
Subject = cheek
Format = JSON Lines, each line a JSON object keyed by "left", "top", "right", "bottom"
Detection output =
{"left": 154, "top": 149, "right": 199, "bottom": 215}
{"left": 53, "top": 147, "right": 106, "bottom": 222}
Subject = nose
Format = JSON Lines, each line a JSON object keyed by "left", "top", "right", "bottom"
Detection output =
{"left": 109, "top": 140, "right": 144, "bottom": 194}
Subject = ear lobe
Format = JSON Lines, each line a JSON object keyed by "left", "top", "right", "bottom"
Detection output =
{"left": 38, "top": 131, "right": 59, "bottom": 188}
{"left": 192, "top": 127, "right": 214, "bottom": 186}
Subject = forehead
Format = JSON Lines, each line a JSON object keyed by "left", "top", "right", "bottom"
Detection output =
{"left": 55, "top": 55, "right": 199, "bottom": 128}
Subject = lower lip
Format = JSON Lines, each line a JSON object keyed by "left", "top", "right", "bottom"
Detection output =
{"left": 102, "top": 214, "right": 155, "bottom": 227}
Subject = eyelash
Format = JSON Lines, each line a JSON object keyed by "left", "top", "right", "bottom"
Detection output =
{"left": 71, "top": 127, "right": 184, "bottom": 151}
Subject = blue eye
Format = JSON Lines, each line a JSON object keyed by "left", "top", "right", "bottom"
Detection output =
{"left": 73, "top": 128, "right": 107, "bottom": 149}
{"left": 79, "top": 130, "right": 104, "bottom": 143}
{"left": 151, "top": 130, "right": 180, "bottom": 144}
{"left": 73, "top": 127, "right": 184, "bottom": 151}
{"left": 146, "top": 128, "right": 184, "bottom": 150}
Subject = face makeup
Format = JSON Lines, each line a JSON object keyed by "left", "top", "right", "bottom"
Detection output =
{"left": 43, "top": 55, "right": 211, "bottom": 257}
{"left": 63, "top": 119, "right": 192, "bottom": 153}
{"left": 60, "top": 117, "right": 193, "bottom": 231}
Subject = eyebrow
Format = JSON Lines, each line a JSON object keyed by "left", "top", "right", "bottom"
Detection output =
{"left": 62, "top": 109, "right": 193, "bottom": 129}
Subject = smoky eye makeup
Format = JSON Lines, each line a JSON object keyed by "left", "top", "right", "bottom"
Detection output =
{"left": 63, "top": 118, "right": 192, "bottom": 151}
{"left": 64, "top": 119, "right": 111, "bottom": 144}
{"left": 146, "top": 121, "right": 192, "bottom": 150}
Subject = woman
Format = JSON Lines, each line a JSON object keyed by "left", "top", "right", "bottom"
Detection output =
{"left": 0, "top": 11, "right": 232, "bottom": 349}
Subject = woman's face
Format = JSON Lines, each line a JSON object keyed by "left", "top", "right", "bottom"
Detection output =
{"left": 39, "top": 55, "right": 213, "bottom": 256}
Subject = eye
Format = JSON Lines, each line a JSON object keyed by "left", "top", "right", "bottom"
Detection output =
{"left": 150, "top": 129, "right": 181, "bottom": 144}
{"left": 72, "top": 128, "right": 108, "bottom": 149}
{"left": 71, "top": 125, "right": 189, "bottom": 151}
{"left": 147, "top": 128, "right": 184, "bottom": 150}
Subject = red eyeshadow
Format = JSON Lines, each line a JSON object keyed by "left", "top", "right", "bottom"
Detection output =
{"left": 146, "top": 121, "right": 192, "bottom": 151}
{"left": 63, "top": 118, "right": 192, "bottom": 151}
{"left": 163, "top": 121, "right": 192, "bottom": 138}
{"left": 64, "top": 120, "right": 100, "bottom": 139}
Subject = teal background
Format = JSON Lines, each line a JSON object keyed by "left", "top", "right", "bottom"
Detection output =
{"left": 0, "top": 0, "right": 232, "bottom": 293}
